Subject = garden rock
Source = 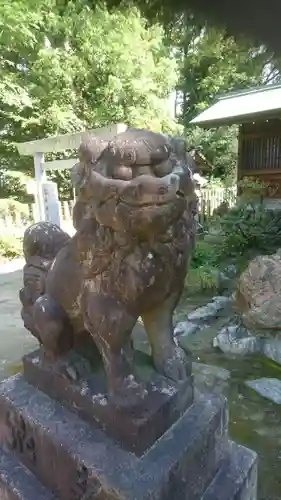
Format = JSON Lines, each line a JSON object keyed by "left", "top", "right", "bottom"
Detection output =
{"left": 213, "top": 324, "right": 281, "bottom": 364}
{"left": 224, "top": 264, "right": 238, "bottom": 279}
{"left": 192, "top": 362, "right": 230, "bottom": 397}
{"left": 245, "top": 378, "right": 281, "bottom": 405}
{"left": 213, "top": 324, "right": 262, "bottom": 355}
{"left": 236, "top": 251, "right": 281, "bottom": 331}
{"left": 188, "top": 295, "right": 232, "bottom": 323}
{"left": 174, "top": 321, "right": 199, "bottom": 337}
{"left": 263, "top": 338, "right": 281, "bottom": 365}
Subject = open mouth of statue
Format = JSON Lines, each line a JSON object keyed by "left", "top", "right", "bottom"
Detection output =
{"left": 176, "top": 190, "right": 185, "bottom": 198}
{"left": 119, "top": 190, "right": 185, "bottom": 208}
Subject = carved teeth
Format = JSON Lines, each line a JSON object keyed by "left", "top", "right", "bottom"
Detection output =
{"left": 176, "top": 190, "right": 185, "bottom": 198}
{"left": 166, "top": 173, "right": 180, "bottom": 191}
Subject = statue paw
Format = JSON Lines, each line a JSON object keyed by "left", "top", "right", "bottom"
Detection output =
{"left": 109, "top": 374, "right": 148, "bottom": 409}
{"left": 42, "top": 350, "right": 92, "bottom": 383}
{"left": 155, "top": 346, "right": 191, "bottom": 383}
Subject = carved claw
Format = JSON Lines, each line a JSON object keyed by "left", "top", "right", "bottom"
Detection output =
{"left": 154, "top": 346, "right": 191, "bottom": 383}
{"left": 109, "top": 374, "right": 148, "bottom": 409}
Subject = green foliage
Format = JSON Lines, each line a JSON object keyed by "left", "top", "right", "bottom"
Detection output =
{"left": 0, "top": 1, "right": 179, "bottom": 197}
{"left": 0, "top": 235, "right": 23, "bottom": 259}
{"left": 185, "top": 265, "right": 219, "bottom": 294}
{"left": 190, "top": 238, "right": 219, "bottom": 268}
{"left": 184, "top": 177, "right": 281, "bottom": 293}
{"left": 0, "top": 198, "right": 31, "bottom": 222}
{"left": 174, "top": 25, "right": 281, "bottom": 180}
{"left": 186, "top": 125, "right": 238, "bottom": 182}
{"left": 219, "top": 203, "right": 281, "bottom": 257}
{"left": 184, "top": 238, "right": 220, "bottom": 294}
{"left": 216, "top": 179, "right": 281, "bottom": 257}
{"left": 1, "top": 0, "right": 281, "bottom": 200}
{"left": 173, "top": 25, "right": 279, "bottom": 124}
{"left": 0, "top": 171, "right": 33, "bottom": 202}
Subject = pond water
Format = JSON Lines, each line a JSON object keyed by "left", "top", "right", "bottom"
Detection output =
{"left": 0, "top": 267, "right": 281, "bottom": 499}
{"left": 199, "top": 349, "right": 281, "bottom": 500}
{"left": 177, "top": 296, "right": 281, "bottom": 500}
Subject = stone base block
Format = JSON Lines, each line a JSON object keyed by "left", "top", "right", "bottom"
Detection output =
{"left": 22, "top": 349, "right": 193, "bottom": 454}
{"left": 0, "top": 346, "right": 258, "bottom": 500}
{"left": 203, "top": 441, "right": 257, "bottom": 500}
{"left": 0, "top": 447, "right": 56, "bottom": 500}
{"left": 0, "top": 373, "right": 234, "bottom": 500}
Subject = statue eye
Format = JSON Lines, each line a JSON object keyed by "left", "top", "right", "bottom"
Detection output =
{"left": 153, "top": 160, "right": 172, "bottom": 177}
{"left": 122, "top": 149, "right": 136, "bottom": 165}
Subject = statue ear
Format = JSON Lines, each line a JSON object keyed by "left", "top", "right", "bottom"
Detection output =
{"left": 150, "top": 144, "right": 171, "bottom": 165}
{"left": 71, "top": 162, "right": 85, "bottom": 189}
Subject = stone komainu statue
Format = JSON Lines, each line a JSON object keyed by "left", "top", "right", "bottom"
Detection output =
{"left": 19, "top": 128, "right": 197, "bottom": 408}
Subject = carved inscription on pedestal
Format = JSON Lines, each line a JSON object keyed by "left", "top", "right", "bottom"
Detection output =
{"left": 70, "top": 463, "right": 103, "bottom": 500}
{"left": 70, "top": 463, "right": 89, "bottom": 500}
{"left": 5, "top": 410, "right": 36, "bottom": 465}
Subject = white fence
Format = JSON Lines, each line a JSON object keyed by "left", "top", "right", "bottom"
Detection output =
{"left": 0, "top": 187, "right": 237, "bottom": 238}
{"left": 197, "top": 187, "right": 237, "bottom": 224}
{"left": 0, "top": 200, "right": 75, "bottom": 238}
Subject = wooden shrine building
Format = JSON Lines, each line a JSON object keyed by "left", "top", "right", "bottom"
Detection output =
{"left": 189, "top": 149, "right": 213, "bottom": 176}
{"left": 190, "top": 83, "right": 281, "bottom": 207}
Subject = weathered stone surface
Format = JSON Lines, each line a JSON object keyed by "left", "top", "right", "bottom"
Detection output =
{"left": 213, "top": 323, "right": 281, "bottom": 364}
{"left": 19, "top": 129, "right": 197, "bottom": 409}
{"left": 193, "top": 363, "right": 230, "bottom": 398}
{"left": 245, "top": 377, "right": 281, "bottom": 405}
{"left": 263, "top": 338, "right": 281, "bottom": 364}
{"left": 202, "top": 441, "right": 257, "bottom": 500}
{"left": 0, "top": 374, "right": 232, "bottom": 500}
{"left": 188, "top": 296, "right": 232, "bottom": 323}
{"left": 0, "top": 448, "right": 56, "bottom": 500}
{"left": 236, "top": 252, "right": 281, "bottom": 331}
{"left": 213, "top": 325, "right": 262, "bottom": 355}
{"left": 23, "top": 349, "right": 193, "bottom": 454}
{"left": 131, "top": 321, "right": 151, "bottom": 355}
{"left": 9, "top": 127, "right": 258, "bottom": 500}
{"left": 174, "top": 321, "right": 200, "bottom": 337}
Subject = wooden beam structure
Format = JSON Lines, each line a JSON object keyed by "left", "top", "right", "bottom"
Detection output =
{"left": 15, "top": 123, "right": 127, "bottom": 224}
{"left": 15, "top": 124, "right": 127, "bottom": 156}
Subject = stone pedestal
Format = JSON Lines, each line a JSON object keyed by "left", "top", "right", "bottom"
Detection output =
{"left": 0, "top": 349, "right": 257, "bottom": 500}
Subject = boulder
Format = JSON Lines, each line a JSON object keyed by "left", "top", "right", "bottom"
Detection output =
{"left": 236, "top": 252, "right": 281, "bottom": 332}
{"left": 187, "top": 295, "right": 232, "bottom": 323}
{"left": 245, "top": 378, "right": 281, "bottom": 405}
{"left": 174, "top": 321, "right": 199, "bottom": 337}
{"left": 213, "top": 325, "right": 262, "bottom": 355}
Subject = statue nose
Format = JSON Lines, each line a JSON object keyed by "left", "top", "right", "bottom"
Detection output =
{"left": 135, "top": 183, "right": 144, "bottom": 198}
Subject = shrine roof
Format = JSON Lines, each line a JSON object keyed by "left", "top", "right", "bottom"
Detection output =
{"left": 189, "top": 84, "right": 281, "bottom": 128}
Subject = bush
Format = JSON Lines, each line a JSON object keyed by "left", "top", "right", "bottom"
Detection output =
{"left": 184, "top": 238, "right": 220, "bottom": 294}
{"left": 0, "top": 236, "right": 23, "bottom": 259}
{"left": 0, "top": 199, "right": 31, "bottom": 225}
{"left": 190, "top": 239, "right": 219, "bottom": 269}
{"left": 185, "top": 265, "right": 219, "bottom": 294}
{"left": 218, "top": 203, "right": 281, "bottom": 258}
{"left": 184, "top": 178, "right": 281, "bottom": 295}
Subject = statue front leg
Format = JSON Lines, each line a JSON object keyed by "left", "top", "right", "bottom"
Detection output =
{"left": 142, "top": 293, "right": 191, "bottom": 382}
{"left": 83, "top": 293, "right": 147, "bottom": 408}
{"left": 33, "top": 294, "right": 73, "bottom": 361}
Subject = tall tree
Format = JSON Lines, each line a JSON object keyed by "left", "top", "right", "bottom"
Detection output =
{"left": 172, "top": 24, "right": 281, "bottom": 180}
{"left": 174, "top": 25, "right": 278, "bottom": 123}
{"left": 0, "top": 0, "right": 179, "bottom": 198}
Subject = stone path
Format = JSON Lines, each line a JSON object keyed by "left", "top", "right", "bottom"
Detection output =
{"left": 0, "top": 260, "right": 37, "bottom": 379}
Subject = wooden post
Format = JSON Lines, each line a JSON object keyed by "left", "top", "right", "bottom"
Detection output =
{"left": 34, "top": 152, "right": 46, "bottom": 221}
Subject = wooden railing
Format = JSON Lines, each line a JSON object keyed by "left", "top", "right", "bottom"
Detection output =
{"left": 197, "top": 187, "right": 237, "bottom": 224}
